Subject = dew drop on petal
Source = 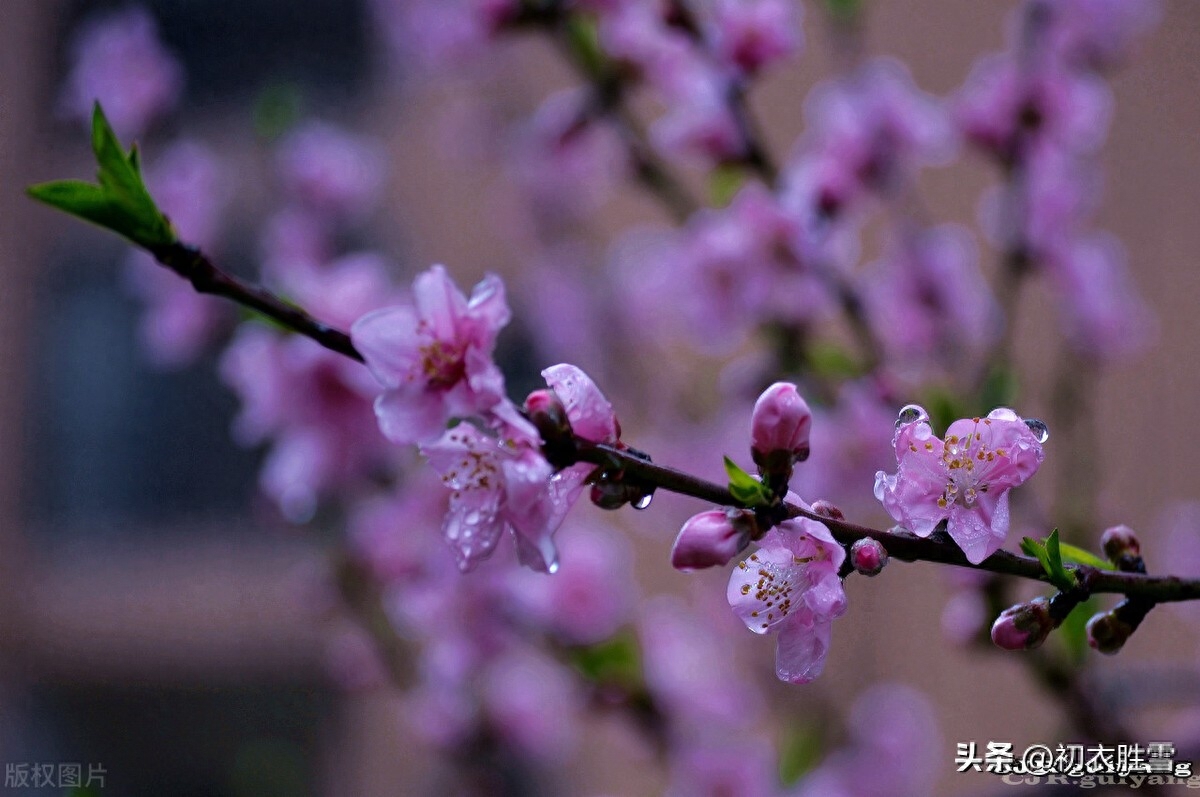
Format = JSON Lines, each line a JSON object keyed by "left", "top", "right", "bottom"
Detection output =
{"left": 546, "top": 560, "right": 560, "bottom": 574}
{"left": 987, "top": 407, "right": 1020, "bottom": 422}
{"left": 633, "top": 493, "right": 653, "bottom": 510}
{"left": 896, "top": 404, "right": 929, "bottom": 428}
{"left": 1024, "top": 418, "right": 1049, "bottom": 443}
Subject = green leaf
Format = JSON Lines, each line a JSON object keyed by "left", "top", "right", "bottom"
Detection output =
{"left": 807, "top": 340, "right": 862, "bottom": 380}
{"left": 1021, "top": 530, "right": 1073, "bottom": 591}
{"left": 825, "top": 0, "right": 864, "bottom": 20}
{"left": 980, "top": 365, "right": 1018, "bottom": 411}
{"left": 709, "top": 165, "right": 746, "bottom": 207}
{"left": 564, "top": 15, "right": 606, "bottom": 77}
{"left": 724, "top": 456, "right": 771, "bottom": 507}
{"left": 1056, "top": 596, "right": 1098, "bottom": 664}
{"left": 27, "top": 102, "right": 175, "bottom": 250}
{"left": 570, "top": 632, "right": 642, "bottom": 688}
{"left": 1057, "top": 541, "right": 1114, "bottom": 571}
{"left": 918, "top": 386, "right": 966, "bottom": 435}
{"left": 254, "top": 82, "right": 304, "bottom": 141}
{"left": 778, "top": 722, "right": 824, "bottom": 786}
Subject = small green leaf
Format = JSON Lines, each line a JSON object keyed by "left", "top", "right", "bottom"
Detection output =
{"left": 724, "top": 456, "right": 771, "bottom": 507}
{"left": 28, "top": 102, "right": 175, "bottom": 250}
{"left": 570, "top": 632, "right": 642, "bottom": 688}
{"left": 825, "top": 0, "right": 864, "bottom": 20}
{"left": 564, "top": 15, "right": 606, "bottom": 77}
{"left": 709, "top": 165, "right": 746, "bottom": 207}
{"left": 1057, "top": 541, "right": 1113, "bottom": 571}
{"left": 919, "top": 386, "right": 966, "bottom": 435}
{"left": 1022, "top": 530, "right": 1073, "bottom": 591}
{"left": 1019, "top": 535, "right": 1045, "bottom": 560}
{"left": 1057, "top": 596, "right": 1099, "bottom": 664}
{"left": 255, "top": 82, "right": 304, "bottom": 141}
{"left": 980, "top": 365, "right": 1018, "bottom": 411}
{"left": 807, "top": 340, "right": 862, "bottom": 380}
{"left": 778, "top": 722, "right": 824, "bottom": 786}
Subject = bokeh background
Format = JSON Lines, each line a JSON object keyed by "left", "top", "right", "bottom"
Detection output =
{"left": 2, "top": 0, "right": 1200, "bottom": 794}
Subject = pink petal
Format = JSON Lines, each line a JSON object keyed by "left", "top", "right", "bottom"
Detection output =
{"left": 413, "top": 264, "right": 470, "bottom": 341}
{"left": 727, "top": 545, "right": 802, "bottom": 635}
{"left": 948, "top": 491, "right": 1010, "bottom": 565}
{"left": 542, "top": 364, "right": 618, "bottom": 443}
{"left": 465, "top": 273, "right": 512, "bottom": 341}
{"left": 351, "top": 304, "right": 421, "bottom": 388}
{"left": 444, "top": 488, "right": 507, "bottom": 571}
{"left": 374, "top": 385, "right": 448, "bottom": 445}
{"left": 775, "top": 613, "right": 833, "bottom": 684}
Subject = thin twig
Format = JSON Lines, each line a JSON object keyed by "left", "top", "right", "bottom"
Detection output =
{"left": 573, "top": 441, "right": 1200, "bottom": 603}
{"left": 148, "top": 240, "right": 363, "bottom": 362}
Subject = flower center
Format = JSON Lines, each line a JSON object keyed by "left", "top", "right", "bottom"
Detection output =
{"left": 736, "top": 551, "right": 806, "bottom": 631}
{"left": 417, "top": 334, "right": 467, "bottom": 389}
{"left": 935, "top": 417, "right": 1007, "bottom": 509}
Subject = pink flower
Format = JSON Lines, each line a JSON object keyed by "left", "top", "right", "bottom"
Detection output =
{"left": 708, "top": 0, "right": 801, "bottom": 77}
{"left": 420, "top": 362, "right": 617, "bottom": 573}
{"left": 352, "top": 265, "right": 511, "bottom": 445}
{"left": 541, "top": 363, "right": 619, "bottom": 445}
{"left": 220, "top": 256, "right": 399, "bottom": 520}
{"left": 801, "top": 59, "right": 955, "bottom": 199}
{"left": 793, "top": 684, "right": 941, "bottom": 797}
{"left": 863, "top": 224, "right": 1000, "bottom": 367}
{"left": 954, "top": 54, "right": 1112, "bottom": 159}
{"left": 874, "top": 407, "right": 1045, "bottom": 564}
{"left": 421, "top": 420, "right": 561, "bottom": 573}
{"left": 849, "top": 537, "right": 888, "bottom": 576}
{"left": 60, "top": 7, "right": 183, "bottom": 138}
{"left": 1048, "top": 233, "right": 1156, "bottom": 361}
{"left": 275, "top": 122, "right": 387, "bottom": 220}
{"left": 481, "top": 649, "right": 583, "bottom": 763}
{"left": 510, "top": 90, "right": 626, "bottom": 222}
{"left": 671, "top": 509, "right": 753, "bottom": 571}
{"left": 750, "top": 382, "right": 813, "bottom": 465}
{"left": 1046, "top": 0, "right": 1161, "bottom": 71}
{"left": 727, "top": 517, "right": 847, "bottom": 684}
{"left": 506, "top": 523, "right": 636, "bottom": 644}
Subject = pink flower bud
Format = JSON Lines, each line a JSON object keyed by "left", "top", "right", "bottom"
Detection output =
{"left": 750, "top": 382, "right": 813, "bottom": 468}
{"left": 1086, "top": 610, "right": 1132, "bottom": 655}
{"left": 1100, "top": 524, "right": 1141, "bottom": 563}
{"left": 524, "top": 388, "right": 574, "bottom": 467}
{"left": 990, "top": 597, "right": 1053, "bottom": 651}
{"left": 850, "top": 538, "right": 888, "bottom": 576}
{"left": 671, "top": 509, "right": 754, "bottom": 571}
{"left": 810, "top": 499, "right": 844, "bottom": 521}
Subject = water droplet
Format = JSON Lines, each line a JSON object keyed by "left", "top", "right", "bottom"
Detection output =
{"left": 546, "top": 560, "right": 560, "bottom": 575}
{"left": 988, "top": 408, "right": 1020, "bottom": 422}
{"left": 1024, "top": 418, "right": 1049, "bottom": 443}
{"left": 896, "top": 404, "right": 929, "bottom": 428}
{"left": 633, "top": 493, "right": 653, "bottom": 510}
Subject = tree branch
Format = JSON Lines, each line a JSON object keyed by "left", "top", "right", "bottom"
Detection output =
{"left": 573, "top": 441, "right": 1200, "bottom": 603}
{"left": 148, "top": 240, "right": 363, "bottom": 362}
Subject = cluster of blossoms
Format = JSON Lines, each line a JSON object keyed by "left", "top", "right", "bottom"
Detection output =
{"left": 956, "top": 0, "right": 1160, "bottom": 359}
{"left": 49, "top": 0, "right": 1190, "bottom": 792}
{"left": 353, "top": 265, "right": 625, "bottom": 573}
{"left": 670, "top": 382, "right": 1046, "bottom": 682}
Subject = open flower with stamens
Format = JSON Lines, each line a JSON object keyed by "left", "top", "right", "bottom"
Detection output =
{"left": 422, "top": 363, "right": 619, "bottom": 574}
{"left": 422, "top": 419, "right": 562, "bottom": 573}
{"left": 727, "top": 517, "right": 847, "bottom": 684}
{"left": 873, "top": 407, "right": 1045, "bottom": 564}
{"left": 352, "top": 265, "right": 510, "bottom": 445}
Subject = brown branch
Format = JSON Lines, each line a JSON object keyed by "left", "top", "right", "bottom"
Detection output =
{"left": 148, "top": 240, "right": 363, "bottom": 362}
{"left": 573, "top": 441, "right": 1200, "bottom": 603}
